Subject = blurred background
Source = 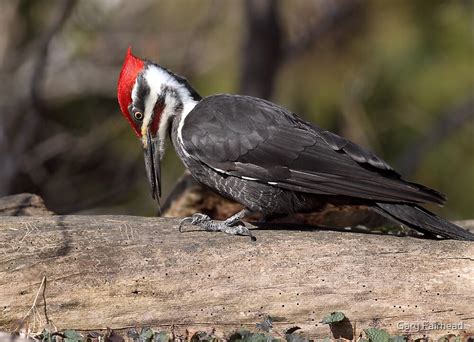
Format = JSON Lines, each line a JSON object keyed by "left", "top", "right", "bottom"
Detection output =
{"left": 0, "top": 0, "right": 472, "bottom": 219}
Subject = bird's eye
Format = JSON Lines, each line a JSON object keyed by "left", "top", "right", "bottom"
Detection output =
{"left": 134, "top": 111, "right": 143, "bottom": 120}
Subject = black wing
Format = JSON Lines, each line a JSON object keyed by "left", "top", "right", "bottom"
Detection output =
{"left": 182, "top": 95, "right": 445, "bottom": 205}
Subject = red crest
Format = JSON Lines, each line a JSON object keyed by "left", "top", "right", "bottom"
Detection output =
{"left": 117, "top": 47, "right": 145, "bottom": 137}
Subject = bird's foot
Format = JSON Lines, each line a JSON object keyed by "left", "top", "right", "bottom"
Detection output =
{"left": 179, "top": 213, "right": 256, "bottom": 241}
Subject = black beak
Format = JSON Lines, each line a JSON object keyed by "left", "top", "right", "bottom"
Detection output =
{"left": 144, "top": 128, "right": 161, "bottom": 214}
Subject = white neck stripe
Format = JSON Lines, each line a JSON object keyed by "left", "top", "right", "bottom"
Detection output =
{"left": 140, "top": 65, "right": 198, "bottom": 155}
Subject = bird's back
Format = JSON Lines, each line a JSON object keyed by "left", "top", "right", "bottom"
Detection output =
{"left": 180, "top": 94, "right": 445, "bottom": 207}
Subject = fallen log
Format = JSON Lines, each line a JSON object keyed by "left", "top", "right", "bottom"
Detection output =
{"left": 0, "top": 193, "right": 53, "bottom": 217}
{"left": 0, "top": 215, "right": 473, "bottom": 340}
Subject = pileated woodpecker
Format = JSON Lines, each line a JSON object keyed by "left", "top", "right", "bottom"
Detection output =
{"left": 117, "top": 47, "right": 473, "bottom": 241}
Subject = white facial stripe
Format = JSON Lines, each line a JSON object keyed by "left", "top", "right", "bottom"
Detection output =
{"left": 141, "top": 90, "right": 158, "bottom": 140}
{"left": 140, "top": 65, "right": 198, "bottom": 154}
{"left": 139, "top": 66, "right": 170, "bottom": 144}
{"left": 177, "top": 100, "right": 198, "bottom": 158}
{"left": 156, "top": 89, "right": 179, "bottom": 155}
{"left": 131, "top": 79, "right": 140, "bottom": 104}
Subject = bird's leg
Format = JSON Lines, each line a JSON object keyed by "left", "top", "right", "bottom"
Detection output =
{"left": 179, "top": 209, "right": 256, "bottom": 240}
{"left": 224, "top": 208, "right": 253, "bottom": 226}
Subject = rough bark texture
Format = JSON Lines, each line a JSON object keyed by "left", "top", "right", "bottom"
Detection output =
{"left": 1, "top": 215, "right": 473, "bottom": 340}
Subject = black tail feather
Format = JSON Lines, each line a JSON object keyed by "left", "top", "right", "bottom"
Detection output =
{"left": 373, "top": 203, "right": 474, "bottom": 241}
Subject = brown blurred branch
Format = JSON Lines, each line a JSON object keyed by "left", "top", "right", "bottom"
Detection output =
{"left": 281, "top": 0, "right": 365, "bottom": 63}
{"left": 19, "top": 0, "right": 78, "bottom": 178}
{"left": 239, "top": 0, "right": 282, "bottom": 99}
{"left": 397, "top": 97, "right": 474, "bottom": 176}
{"left": 31, "top": 0, "right": 78, "bottom": 115}
{"left": 239, "top": 0, "right": 366, "bottom": 99}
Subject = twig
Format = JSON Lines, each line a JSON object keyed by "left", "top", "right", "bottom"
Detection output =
{"left": 30, "top": 0, "right": 78, "bottom": 115}
{"left": 17, "top": 276, "right": 47, "bottom": 334}
{"left": 42, "top": 275, "right": 50, "bottom": 324}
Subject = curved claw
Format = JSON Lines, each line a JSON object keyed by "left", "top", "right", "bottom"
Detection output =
{"left": 179, "top": 213, "right": 211, "bottom": 233}
{"left": 247, "top": 229, "right": 256, "bottom": 242}
{"left": 232, "top": 224, "right": 256, "bottom": 241}
{"left": 178, "top": 217, "right": 194, "bottom": 233}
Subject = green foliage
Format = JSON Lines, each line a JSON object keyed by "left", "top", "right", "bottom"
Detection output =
{"left": 62, "top": 330, "right": 83, "bottom": 342}
{"left": 390, "top": 336, "right": 407, "bottom": 342}
{"left": 228, "top": 329, "right": 278, "bottom": 342}
{"left": 39, "top": 330, "right": 54, "bottom": 342}
{"left": 364, "top": 328, "right": 391, "bottom": 342}
{"left": 190, "top": 331, "right": 219, "bottom": 342}
{"left": 139, "top": 327, "right": 154, "bottom": 342}
{"left": 127, "top": 328, "right": 170, "bottom": 342}
{"left": 314, "top": 338, "right": 332, "bottom": 342}
{"left": 284, "top": 333, "right": 308, "bottom": 342}
{"left": 154, "top": 331, "right": 171, "bottom": 342}
{"left": 321, "top": 312, "right": 346, "bottom": 324}
{"left": 437, "top": 335, "right": 462, "bottom": 342}
{"left": 28, "top": 326, "right": 466, "bottom": 342}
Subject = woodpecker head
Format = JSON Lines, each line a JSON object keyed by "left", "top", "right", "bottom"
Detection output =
{"left": 117, "top": 47, "right": 201, "bottom": 209}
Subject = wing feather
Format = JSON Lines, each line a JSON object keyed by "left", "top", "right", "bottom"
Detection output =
{"left": 182, "top": 94, "right": 445, "bottom": 205}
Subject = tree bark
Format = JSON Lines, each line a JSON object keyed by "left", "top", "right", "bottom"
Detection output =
{"left": 1, "top": 215, "right": 473, "bottom": 340}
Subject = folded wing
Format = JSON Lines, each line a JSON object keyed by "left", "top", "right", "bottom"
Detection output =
{"left": 182, "top": 95, "right": 445, "bottom": 205}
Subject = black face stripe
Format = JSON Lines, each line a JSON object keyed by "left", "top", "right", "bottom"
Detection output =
{"left": 131, "top": 72, "right": 150, "bottom": 116}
